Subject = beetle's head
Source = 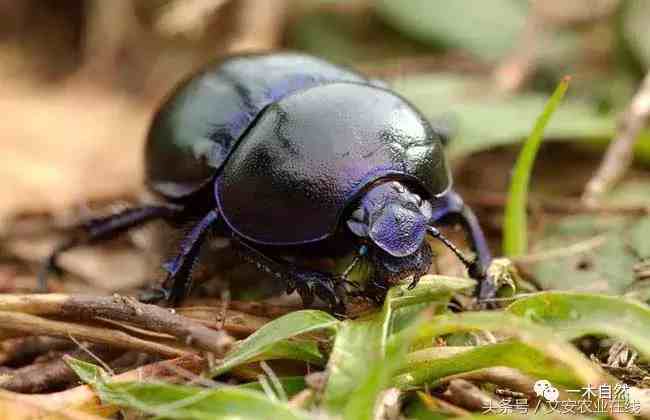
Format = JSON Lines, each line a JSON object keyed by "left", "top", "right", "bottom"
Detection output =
{"left": 347, "top": 181, "right": 433, "bottom": 257}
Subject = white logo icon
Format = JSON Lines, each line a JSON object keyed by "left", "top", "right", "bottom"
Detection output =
{"left": 533, "top": 380, "right": 559, "bottom": 402}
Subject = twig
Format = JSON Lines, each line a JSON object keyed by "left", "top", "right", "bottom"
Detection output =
{"left": 155, "top": 0, "right": 231, "bottom": 40}
{"left": 0, "top": 310, "right": 190, "bottom": 358}
{"left": 82, "top": 0, "right": 140, "bottom": 83}
{"left": 416, "top": 391, "right": 471, "bottom": 417}
{"left": 176, "top": 306, "right": 271, "bottom": 338}
{"left": 14, "top": 355, "right": 206, "bottom": 417}
{"left": 442, "top": 379, "right": 500, "bottom": 412}
{"left": 0, "top": 336, "right": 74, "bottom": 366}
{"left": 184, "top": 298, "right": 298, "bottom": 319}
{"left": 0, "top": 345, "right": 119, "bottom": 393}
{"left": 443, "top": 368, "right": 630, "bottom": 420}
{"left": 108, "top": 352, "right": 158, "bottom": 374}
{"left": 494, "top": 1, "right": 620, "bottom": 93}
{"left": 437, "top": 367, "right": 543, "bottom": 401}
{"left": 0, "top": 294, "right": 234, "bottom": 357}
{"left": 493, "top": 12, "right": 542, "bottom": 93}
{"left": 583, "top": 72, "right": 650, "bottom": 204}
{"left": 68, "top": 336, "right": 115, "bottom": 375}
{"left": 225, "top": 0, "right": 287, "bottom": 53}
{"left": 287, "top": 389, "right": 314, "bottom": 409}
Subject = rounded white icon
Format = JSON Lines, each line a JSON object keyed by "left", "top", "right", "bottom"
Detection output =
{"left": 533, "top": 380, "right": 552, "bottom": 396}
{"left": 543, "top": 386, "right": 560, "bottom": 402}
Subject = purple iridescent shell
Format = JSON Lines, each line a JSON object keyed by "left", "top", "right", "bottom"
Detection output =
{"left": 146, "top": 52, "right": 368, "bottom": 199}
{"left": 217, "top": 82, "right": 450, "bottom": 245}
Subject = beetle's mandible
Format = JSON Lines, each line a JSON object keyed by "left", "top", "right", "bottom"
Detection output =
{"left": 40, "top": 52, "right": 494, "bottom": 314}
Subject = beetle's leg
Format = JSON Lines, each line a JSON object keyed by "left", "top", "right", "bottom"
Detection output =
{"left": 431, "top": 191, "right": 494, "bottom": 300}
{"left": 364, "top": 279, "right": 389, "bottom": 304}
{"left": 231, "top": 237, "right": 346, "bottom": 315}
{"left": 149, "top": 210, "right": 220, "bottom": 305}
{"left": 39, "top": 204, "right": 183, "bottom": 292}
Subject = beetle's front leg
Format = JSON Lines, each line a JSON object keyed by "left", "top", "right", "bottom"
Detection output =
{"left": 140, "top": 210, "right": 219, "bottom": 305}
{"left": 231, "top": 238, "right": 347, "bottom": 315}
{"left": 432, "top": 191, "right": 495, "bottom": 300}
{"left": 40, "top": 204, "right": 183, "bottom": 292}
{"left": 287, "top": 269, "right": 347, "bottom": 316}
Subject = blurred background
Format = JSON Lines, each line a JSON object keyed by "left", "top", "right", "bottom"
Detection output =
{"left": 2, "top": 0, "right": 650, "bottom": 300}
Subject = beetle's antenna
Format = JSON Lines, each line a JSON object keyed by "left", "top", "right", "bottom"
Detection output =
{"left": 426, "top": 226, "right": 475, "bottom": 269}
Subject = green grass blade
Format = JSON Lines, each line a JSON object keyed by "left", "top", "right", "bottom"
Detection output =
{"left": 323, "top": 276, "right": 470, "bottom": 418}
{"left": 503, "top": 76, "right": 571, "bottom": 257}
{"left": 211, "top": 310, "right": 338, "bottom": 377}
{"left": 395, "top": 341, "right": 582, "bottom": 389}
{"left": 409, "top": 311, "right": 612, "bottom": 389}
{"left": 507, "top": 291, "right": 650, "bottom": 359}
{"left": 66, "top": 358, "right": 311, "bottom": 420}
{"left": 324, "top": 316, "right": 383, "bottom": 415}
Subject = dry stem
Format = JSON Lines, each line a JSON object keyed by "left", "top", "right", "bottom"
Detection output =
{"left": 14, "top": 355, "right": 206, "bottom": 417}
{"left": 583, "top": 72, "right": 650, "bottom": 204}
{"left": 0, "top": 345, "right": 119, "bottom": 393}
{"left": 0, "top": 311, "right": 189, "bottom": 358}
{"left": 0, "top": 294, "right": 234, "bottom": 357}
{"left": 493, "top": 12, "right": 542, "bottom": 93}
{"left": 226, "top": 0, "right": 287, "bottom": 53}
{"left": 438, "top": 367, "right": 542, "bottom": 401}
{"left": 443, "top": 379, "right": 500, "bottom": 412}
{"left": 0, "top": 336, "right": 74, "bottom": 366}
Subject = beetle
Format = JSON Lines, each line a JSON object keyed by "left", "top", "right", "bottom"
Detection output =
{"left": 40, "top": 52, "right": 494, "bottom": 313}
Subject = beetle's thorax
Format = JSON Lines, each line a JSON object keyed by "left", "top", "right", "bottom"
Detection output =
{"left": 346, "top": 181, "right": 433, "bottom": 257}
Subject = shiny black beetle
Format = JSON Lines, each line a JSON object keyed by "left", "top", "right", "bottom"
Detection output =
{"left": 41, "top": 52, "right": 493, "bottom": 313}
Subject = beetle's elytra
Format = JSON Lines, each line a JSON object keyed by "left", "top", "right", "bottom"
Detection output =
{"left": 41, "top": 52, "right": 493, "bottom": 314}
